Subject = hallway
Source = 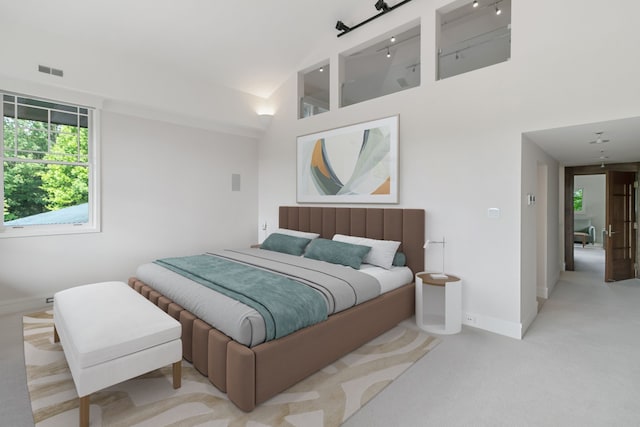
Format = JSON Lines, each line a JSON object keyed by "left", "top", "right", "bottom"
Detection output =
{"left": 573, "top": 243, "right": 605, "bottom": 277}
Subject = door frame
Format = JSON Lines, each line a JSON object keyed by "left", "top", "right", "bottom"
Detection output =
{"left": 564, "top": 162, "right": 639, "bottom": 272}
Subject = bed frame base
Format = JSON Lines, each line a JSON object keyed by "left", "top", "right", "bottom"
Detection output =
{"left": 129, "top": 206, "right": 424, "bottom": 411}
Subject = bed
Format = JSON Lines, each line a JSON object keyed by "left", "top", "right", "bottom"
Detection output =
{"left": 128, "top": 206, "right": 425, "bottom": 411}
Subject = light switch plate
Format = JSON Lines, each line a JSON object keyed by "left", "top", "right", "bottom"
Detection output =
{"left": 231, "top": 174, "right": 241, "bottom": 191}
{"left": 488, "top": 208, "right": 500, "bottom": 219}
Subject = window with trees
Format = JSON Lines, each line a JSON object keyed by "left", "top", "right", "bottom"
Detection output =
{"left": 573, "top": 188, "right": 584, "bottom": 212}
{"left": 1, "top": 93, "right": 99, "bottom": 237}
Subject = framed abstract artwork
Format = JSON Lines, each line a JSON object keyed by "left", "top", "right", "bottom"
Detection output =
{"left": 297, "top": 115, "right": 399, "bottom": 203}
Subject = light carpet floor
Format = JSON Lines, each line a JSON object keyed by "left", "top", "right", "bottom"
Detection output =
{"left": 23, "top": 311, "right": 438, "bottom": 427}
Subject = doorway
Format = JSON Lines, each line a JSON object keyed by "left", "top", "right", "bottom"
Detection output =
{"left": 573, "top": 174, "right": 605, "bottom": 275}
{"left": 564, "top": 163, "right": 639, "bottom": 281}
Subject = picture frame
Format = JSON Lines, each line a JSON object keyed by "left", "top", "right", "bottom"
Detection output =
{"left": 296, "top": 115, "right": 399, "bottom": 204}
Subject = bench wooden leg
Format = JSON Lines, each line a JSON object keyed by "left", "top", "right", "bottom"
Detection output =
{"left": 79, "top": 395, "right": 90, "bottom": 427}
{"left": 53, "top": 325, "right": 59, "bottom": 343}
{"left": 173, "top": 361, "right": 182, "bottom": 389}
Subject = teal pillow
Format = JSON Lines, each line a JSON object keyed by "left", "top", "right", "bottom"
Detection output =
{"left": 260, "top": 233, "right": 312, "bottom": 256}
{"left": 304, "top": 238, "right": 371, "bottom": 269}
{"left": 392, "top": 251, "right": 406, "bottom": 267}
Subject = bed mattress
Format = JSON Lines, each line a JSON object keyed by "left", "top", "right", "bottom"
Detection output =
{"left": 136, "top": 249, "right": 412, "bottom": 347}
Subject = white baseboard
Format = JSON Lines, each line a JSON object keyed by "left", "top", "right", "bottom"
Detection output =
{"left": 547, "top": 272, "right": 560, "bottom": 296}
{"left": 537, "top": 270, "right": 561, "bottom": 300}
{"left": 0, "top": 295, "right": 51, "bottom": 316}
{"left": 463, "top": 313, "right": 523, "bottom": 339}
{"left": 537, "top": 286, "right": 548, "bottom": 299}
{"left": 521, "top": 306, "right": 538, "bottom": 337}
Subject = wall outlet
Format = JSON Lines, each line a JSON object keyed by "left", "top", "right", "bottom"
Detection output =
{"left": 464, "top": 313, "right": 477, "bottom": 324}
{"left": 46, "top": 297, "right": 54, "bottom": 304}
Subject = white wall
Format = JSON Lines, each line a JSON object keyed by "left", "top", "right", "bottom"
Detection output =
{"left": 0, "top": 109, "right": 258, "bottom": 314}
{"left": 575, "top": 175, "right": 606, "bottom": 244}
{"left": 521, "top": 135, "right": 560, "bottom": 334}
{"left": 545, "top": 165, "right": 561, "bottom": 296}
{"left": 258, "top": 0, "right": 640, "bottom": 338}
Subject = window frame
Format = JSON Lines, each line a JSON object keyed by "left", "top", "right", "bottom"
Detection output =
{"left": 0, "top": 92, "right": 101, "bottom": 238}
{"left": 339, "top": 23, "right": 421, "bottom": 108}
{"left": 436, "top": 0, "right": 512, "bottom": 81}
{"left": 299, "top": 62, "right": 330, "bottom": 119}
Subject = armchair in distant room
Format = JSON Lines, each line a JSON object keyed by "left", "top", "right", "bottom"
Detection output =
{"left": 573, "top": 218, "right": 596, "bottom": 245}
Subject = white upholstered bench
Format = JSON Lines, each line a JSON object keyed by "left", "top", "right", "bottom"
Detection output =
{"left": 53, "top": 281, "right": 182, "bottom": 427}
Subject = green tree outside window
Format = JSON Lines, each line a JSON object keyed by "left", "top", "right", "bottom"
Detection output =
{"left": 573, "top": 188, "right": 583, "bottom": 212}
{"left": 3, "top": 119, "right": 89, "bottom": 223}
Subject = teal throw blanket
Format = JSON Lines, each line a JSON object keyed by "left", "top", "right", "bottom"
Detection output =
{"left": 154, "top": 254, "right": 328, "bottom": 341}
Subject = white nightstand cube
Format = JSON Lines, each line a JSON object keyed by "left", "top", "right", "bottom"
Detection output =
{"left": 415, "top": 272, "right": 462, "bottom": 335}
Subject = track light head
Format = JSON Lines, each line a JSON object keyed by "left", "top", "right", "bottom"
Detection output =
{"left": 335, "top": 20, "right": 350, "bottom": 32}
{"left": 375, "top": 0, "right": 390, "bottom": 12}
{"left": 473, "top": 0, "right": 478, "bottom": 7}
{"left": 495, "top": 5, "right": 501, "bottom": 14}
{"left": 335, "top": 0, "right": 413, "bottom": 37}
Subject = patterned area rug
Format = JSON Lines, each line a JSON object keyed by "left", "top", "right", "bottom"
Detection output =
{"left": 24, "top": 311, "right": 438, "bottom": 426}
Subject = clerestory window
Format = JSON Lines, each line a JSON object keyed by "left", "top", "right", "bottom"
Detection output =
{"left": 1, "top": 92, "right": 100, "bottom": 238}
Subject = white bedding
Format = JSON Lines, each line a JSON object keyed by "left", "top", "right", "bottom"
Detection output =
{"left": 136, "top": 254, "right": 412, "bottom": 347}
{"left": 358, "top": 263, "right": 413, "bottom": 293}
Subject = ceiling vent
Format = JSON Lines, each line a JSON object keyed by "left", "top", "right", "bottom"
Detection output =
{"left": 38, "top": 65, "right": 64, "bottom": 77}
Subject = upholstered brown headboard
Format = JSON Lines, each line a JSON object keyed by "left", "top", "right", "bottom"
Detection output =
{"left": 279, "top": 206, "right": 425, "bottom": 274}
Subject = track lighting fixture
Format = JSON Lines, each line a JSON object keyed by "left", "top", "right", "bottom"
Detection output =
{"left": 375, "top": 0, "right": 390, "bottom": 12}
{"left": 336, "top": 0, "right": 414, "bottom": 37}
{"left": 495, "top": 4, "right": 501, "bottom": 15}
{"left": 386, "top": 47, "right": 391, "bottom": 58}
{"left": 335, "top": 20, "right": 351, "bottom": 33}
{"left": 390, "top": 36, "right": 396, "bottom": 42}
{"left": 319, "top": 67, "right": 324, "bottom": 72}
{"left": 405, "top": 63, "right": 419, "bottom": 72}
{"left": 473, "top": 0, "right": 478, "bottom": 7}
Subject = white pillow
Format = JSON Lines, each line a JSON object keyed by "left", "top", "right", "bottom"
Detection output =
{"left": 332, "top": 234, "right": 401, "bottom": 270}
{"left": 274, "top": 228, "right": 320, "bottom": 240}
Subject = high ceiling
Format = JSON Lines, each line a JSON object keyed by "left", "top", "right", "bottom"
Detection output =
{"left": 2, "top": 1, "right": 639, "bottom": 164}
{"left": 1, "top": 0, "right": 379, "bottom": 98}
